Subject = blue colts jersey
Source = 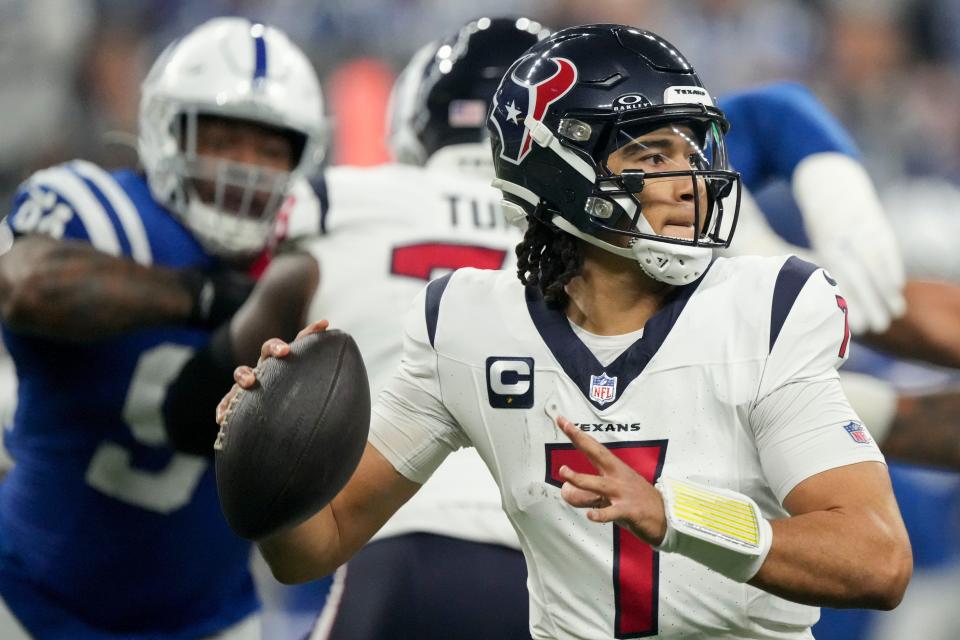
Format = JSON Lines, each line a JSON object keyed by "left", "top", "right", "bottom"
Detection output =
{"left": 0, "top": 161, "right": 257, "bottom": 639}
{"left": 719, "top": 81, "right": 859, "bottom": 191}
{"left": 719, "top": 82, "right": 860, "bottom": 247}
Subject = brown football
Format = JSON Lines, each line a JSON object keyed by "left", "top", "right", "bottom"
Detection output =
{"left": 215, "top": 330, "right": 370, "bottom": 540}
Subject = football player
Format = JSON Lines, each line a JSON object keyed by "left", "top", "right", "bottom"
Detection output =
{"left": 300, "top": 17, "right": 546, "bottom": 640}
{"left": 0, "top": 18, "right": 325, "bottom": 640}
{"left": 718, "top": 81, "right": 960, "bottom": 468}
{"left": 719, "top": 81, "right": 960, "bottom": 374}
{"left": 222, "top": 25, "right": 911, "bottom": 639}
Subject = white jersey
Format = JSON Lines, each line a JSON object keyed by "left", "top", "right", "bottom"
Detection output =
{"left": 304, "top": 158, "right": 522, "bottom": 547}
{"left": 370, "top": 255, "right": 886, "bottom": 639}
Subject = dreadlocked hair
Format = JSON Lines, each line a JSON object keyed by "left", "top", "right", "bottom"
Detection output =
{"left": 516, "top": 209, "right": 583, "bottom": 309}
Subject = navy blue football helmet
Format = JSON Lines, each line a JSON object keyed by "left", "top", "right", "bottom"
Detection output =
{"left": 488, "top": 24, "right": 742, "bottom": 285}
{"left": 388, "top": 16, "right": 549, "bottom": 166}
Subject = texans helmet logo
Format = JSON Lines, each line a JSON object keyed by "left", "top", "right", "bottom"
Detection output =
{"left": 489, "top": 56, "right": 578, "bottom": 165}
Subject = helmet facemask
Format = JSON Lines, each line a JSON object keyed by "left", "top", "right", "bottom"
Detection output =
{"left": 545, "top": 112, "right": 741, "bottom": 285}
{"left": 163, "top": 110, "right": 304, "bottom": 259}
{"left": 591, "top": 118, "right": 739, "bottom": 247}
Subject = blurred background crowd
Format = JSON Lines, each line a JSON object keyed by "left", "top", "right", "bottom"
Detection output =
{"left": 8, "top": 0, "right": 960, "bottom": 276}
{"left": 4, "top": 0, "right": 960, "bottom": 180}
{"left": 3, "top": 1, "right": 960, "bottom": 638}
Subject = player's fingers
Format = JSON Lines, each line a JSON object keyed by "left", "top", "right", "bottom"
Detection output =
{"left": 233, "top": 365, "right": 256, "bottom": 386}
{"left": 561, "top": 482, "right": 608, "bottom": 509}
{"left": 557, "top": 416, "right": 617, "bottom": 472}
{"left": 216, "top": 383, "right": 241, "bottom": 425}
{"left": 869, "top": 259, "right": 907, "bottom": 321}
{"left": 559, "top": 464, "right": 613, "bottom": 497}
{"left": 295, "top": 319, "right": 330, "bottom": 340}
{"left": 834, "top": 264, "right": 885, "bottom": 335}
{"left": 884, "top": 288, "right": 907, "bottom": 321}
{"left": 586, "top": 504, "right": 624, "bottom": 524}
{"left": 258, "top": 338, "right": 291, "bottom": 363}
{"left": 852, "top": 262, "right": 901, "bottom": 333}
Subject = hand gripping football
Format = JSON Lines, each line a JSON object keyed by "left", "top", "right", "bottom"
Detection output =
{"left": 215, "top": 330, "right": 370, "bottom": 540}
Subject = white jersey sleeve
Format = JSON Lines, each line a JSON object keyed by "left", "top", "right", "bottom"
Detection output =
{"left": 752, "top": 258, "right": 884, "bottom": 502}
{"left": 368, "top": 276, "right": 469, "bottom": 484}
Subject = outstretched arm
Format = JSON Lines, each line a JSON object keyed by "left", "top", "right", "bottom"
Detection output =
{"left": 881, "top": 390, "right": 960, "bottom": 469}
{"left": 721, "top": 83, "right": 905, "bottom": 334}
{"left": 862, "top": 279, "right": 960, "bottom": 369}
{"left": 0, "top": 235, "right": 253, "bottom": 340}
{"left": 0, "top": 235, "right": 194, "bottom": 339}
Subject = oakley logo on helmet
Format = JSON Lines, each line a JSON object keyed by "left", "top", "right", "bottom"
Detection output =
{"left": 612, "top": 93, "right": 652, "bottom": 113}
{"left": 489, "top": 57, "right": 578, "bottom": 165}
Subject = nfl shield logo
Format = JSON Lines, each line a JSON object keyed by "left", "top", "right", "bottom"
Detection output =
{"left": 843, "top": 421, "right": 871, "bottom": 444}
{"left": 589, "top": 373, "right": 618, "bottom": 406}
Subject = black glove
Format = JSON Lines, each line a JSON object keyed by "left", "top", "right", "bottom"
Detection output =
{"left": 179, "top": 267, "right": 256, "bottom": 330}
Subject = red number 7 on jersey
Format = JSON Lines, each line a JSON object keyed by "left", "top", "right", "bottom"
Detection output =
{"left": 546, "top": 440, "right": 668, "bottom": 638}
{"left": 836, "top": 295, "right": 850, "bottom": 358}
{"left": 391, "top": 242, "right": 508, "bottom": 281}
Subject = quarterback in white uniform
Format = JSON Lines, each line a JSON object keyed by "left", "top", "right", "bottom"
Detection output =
{"left": 372, "top": 256, "right": 872, "bottom": 639}
{"left": 221, "top": 24, "right": 911, "bottom": 640}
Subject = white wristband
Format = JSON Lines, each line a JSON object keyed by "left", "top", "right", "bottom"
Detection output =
{"left": 654, "top": 476, "right": 773, "bottom": 583}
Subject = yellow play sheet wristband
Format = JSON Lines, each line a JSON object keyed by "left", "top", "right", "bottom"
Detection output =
{"left": 654, "top": 476, "right": 773, "bottom": 583}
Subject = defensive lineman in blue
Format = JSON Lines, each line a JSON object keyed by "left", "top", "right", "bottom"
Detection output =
{"left": 0, "top": 18, "right": 326, "bottom": 639}
{"left": 0, "top": 163, "right": 254, "bottom": 639}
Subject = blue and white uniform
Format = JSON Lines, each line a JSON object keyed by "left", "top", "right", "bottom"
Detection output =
{"left": 720, "top": 82, "right": 859, "bottom": 198}
{"left": 0, "top": 161, "right": 257, "bottom": 639}
{"left": 719, "top": 81, "right": 906, "bottom": 340}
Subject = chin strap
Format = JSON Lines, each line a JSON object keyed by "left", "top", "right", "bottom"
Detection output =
{"left": 550, "top": 213, "right": 712, "bottom": 286}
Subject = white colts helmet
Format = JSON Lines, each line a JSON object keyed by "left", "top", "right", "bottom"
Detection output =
{"left": 139, "top": 17, "right": 327, "bottom": 259}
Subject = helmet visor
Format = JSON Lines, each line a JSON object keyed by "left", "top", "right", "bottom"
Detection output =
{"left": 594, "top": 119, "right": 740, "bottom": 248}
{"left": 182, "top": 155, "right": 290, "bottom": 223}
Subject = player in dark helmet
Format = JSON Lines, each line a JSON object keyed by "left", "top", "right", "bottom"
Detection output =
{"left": 389, "top": 15, "right": 549, "bottom": 170}
{"left": 488, "top": 24, "right": 742, "bottom": 305}
{"left": 220, "top": 23, "right": 910, "bottom": 640}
